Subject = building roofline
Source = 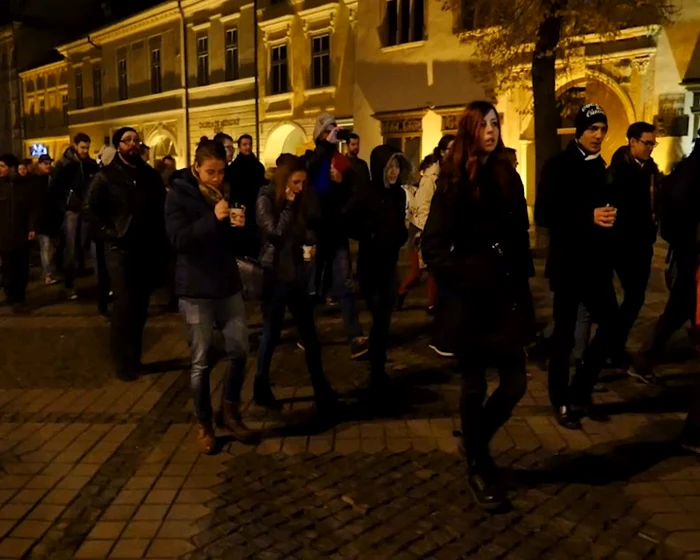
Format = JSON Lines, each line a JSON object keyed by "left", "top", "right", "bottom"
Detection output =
{"left": 19, "top": 59, "right": 68, "bottom": 79}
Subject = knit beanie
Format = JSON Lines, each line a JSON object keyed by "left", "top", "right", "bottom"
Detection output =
{"left": 313, "top": 112, "right": 336, "bottom": 142}
{"left": 575, "top": 104, "right": 608, "bottom": 138}
{"left": 112, "top": 126, "right": 138, "bottom": 148}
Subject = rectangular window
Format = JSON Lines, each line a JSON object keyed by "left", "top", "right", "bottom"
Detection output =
{"left": 38, "top": 98, "right": 45, "bottom": 128}
{"left": 74, "top": 70, "right": 84, "bottom": 110}
{"left": 92, "top": 65, "right": 102, "bottom": 106}
{"left": 62, "top": 94, "right": 68, "bottom": 125}
{"left": 270, "top": 44, "right": 288, "bottom": 95}
{"left": 225, "top": 28, "right": 239, "bottom": 81}
{"left": 118, "top": 53, "right": 128, "bottom": 100}
{"left": 386, "top": 0, "right": 424, "bottom": 46}
{"left": 197, "top": 35, "right": 209, "bottom": 87}
{"left": 151, "top": 48, "right": 162, "bottom": 94}
{"left": 460, "top": 0, "right": 492, "bottom": 30}
{"left": 311, "top": 34, "right": 331, "bottom": 88}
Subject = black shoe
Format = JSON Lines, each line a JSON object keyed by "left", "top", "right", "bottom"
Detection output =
{"left": 315, "top": 390, "right": 341, "bottom": 419}
{"left": 396, "top": 293, "right": 407, "bottom": 311}
{"left": 350, "top": 336, "right": 369, "bottom": 360}
{"left": 572, "top": 401, "right": 611, "bottom": 423}
{"left": 253, "top": 380, "right": 283, "bottom": 411}
{"left": 427, "top": 306, "right": 436, "bottom": 317}
{"left": 554, "top": 405, "right": 582, "bottom": 430}
{"left": 116, "top": 367, "right": 140, "bottom": 382}
{"left": 466, "top": 460, "right": 506, "bottom": 511}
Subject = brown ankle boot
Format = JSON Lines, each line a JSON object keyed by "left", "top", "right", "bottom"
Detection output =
{"left": 216, "top": 401, "right": 260, "bottom": 445}
{"left": 196, "top": 423, "right": 216, "bottom": 455}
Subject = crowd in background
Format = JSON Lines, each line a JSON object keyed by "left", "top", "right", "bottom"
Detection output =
{"left": 1, "top": 99, "right": 700, "bottom": 512}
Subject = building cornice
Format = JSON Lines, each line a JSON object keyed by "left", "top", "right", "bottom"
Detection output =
{"left": 68, "top": 88, "right": 185, "bottom": 115}
{"left": 259, "top": 15, "right": 295, "bottom": 46}
{"left": 298, "top": 3, "right": 338, "bottom": 35}
{"left": 20, "top": 60, "right": 68, "bottom": 80}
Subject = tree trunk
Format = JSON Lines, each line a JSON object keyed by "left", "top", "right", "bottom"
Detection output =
{"left": 532, "top": 0, "right": 564, "bottom": 249}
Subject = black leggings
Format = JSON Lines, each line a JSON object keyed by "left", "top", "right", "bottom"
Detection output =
{"left": 460, "top": 347, "right": 527, "bottom": 461}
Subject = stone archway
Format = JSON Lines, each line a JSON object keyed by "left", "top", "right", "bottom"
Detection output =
{"left": 263, "top": 122, "right": 308, "bottom": 167}
{"left": 145, "top": 128, "right": 180, "bottom": 168}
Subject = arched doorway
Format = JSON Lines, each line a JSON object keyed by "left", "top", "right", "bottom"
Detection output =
{"left": 146, "top": 130, "right": 179, "bottom": 168}
{"left": 263, "top": 123, "right": 307, "bottom": 167}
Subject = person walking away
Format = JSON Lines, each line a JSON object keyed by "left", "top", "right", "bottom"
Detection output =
{"left": 345, "top": 145, "right": 410, "bottom": 397}
{"left": 0, "top": 154, "right": 36, "bottom": 313}
{"left": 52, "top": 133, "right": 99, "bottom": 299}
{"left": 633, "top": 130, "right": 700, "bottom": 383}
{"left": 422, "top": 102, "right": 534, "bottom": 511}
{"left": 346, "top": 133, "right": 370, "bottom": 191}
{"left": 607, "top": 122, "right": 660, "bottom": 372}
{"left": 227, "top": 134, "right": 265, "bottom": 258}
{"left": 84, "top": 127, "right": 167, "bottom": 381}
{"left": 166, "top": 138, "right": 258, "bottom": 453}
{"left": 33, "top": 155, "right": 60, "bottom": 285}
{"left": 398, "top": 136, "right": 454, "bottom": 317}
{"left": 304, "top": 113, "right": 368, "bottom": 359}
{"left": 253, "top": 155, "right": 339, "bottom": 417}
{"left": 535, "top": 103, "right": 619, "bottom": 430}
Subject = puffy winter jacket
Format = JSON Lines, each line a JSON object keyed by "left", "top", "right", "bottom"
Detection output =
{"left": 411, "top": 161, "right": 439, "bottom": 231}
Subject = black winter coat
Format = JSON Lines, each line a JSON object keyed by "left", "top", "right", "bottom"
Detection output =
{"left": 607, "top": 146, "right": 661, "bottom": 249}
{"left": 31, "top": 173, "right": 62, "bottom": 237}
{"left": 0, "top": 174, "right": 36, "bottom": 251}
{"left": 535, "top": 140, "right": 612, "bottom": 289}
{"left": 227, "top": 154, "right": 266, "bottom": 257}
{"left": 345, "top": 144, "right": 408, "bottom": 281}
{"left": 84, "top": 157, "right": 166, "bottom": 253}
{"left": 165, "top": 170, "right": 243, "bottom": 299}
{"left": 52, "top": 148, "right": 99, "bottom": 213}
{"left": 422, "top": 153, "right": 534, "bottom": 348}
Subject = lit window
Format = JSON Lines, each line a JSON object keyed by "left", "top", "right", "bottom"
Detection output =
{"left": 151, "top": 48, "right": 162, "bottom": 94}
{"left": 118, "top": 53, "right": 128, "bottom": 100}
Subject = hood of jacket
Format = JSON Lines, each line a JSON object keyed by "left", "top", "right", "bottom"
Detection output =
{"left": 370, "top": 145, "right": 412, "bottom": 189}
{"left": 61, "top": 146, "right": 80, "bottom": 166}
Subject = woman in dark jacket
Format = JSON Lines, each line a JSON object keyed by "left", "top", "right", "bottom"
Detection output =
{"left": 165, "top": 138, "right": 259, "bottom": 454}
{"left": 422, "top": 101, "right": 534, "bottom": 511}
{"left": 254, "top": 155, "right": 338, "bottom": 416}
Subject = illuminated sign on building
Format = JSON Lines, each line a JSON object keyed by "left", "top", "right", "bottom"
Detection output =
{"left": 30, "top": 144, "right": 49, "bottom": 157}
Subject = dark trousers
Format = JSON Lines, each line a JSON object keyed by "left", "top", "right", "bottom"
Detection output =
{"left": 432, "top": 281, "right": 460, "bottom": 353}
{"left": 613, "top": 246, "right": 653, "bottom": 353}
{"left": 0, "top": 247, "right": 30, "bottom": 305}
{"left": 94, "top": 240, "right": 111, "bottom": 314}
{"left": 460, "top": 347, "right": 527, "bottom": 461}
{"left": 683, "top": 380, "right": 700, "bottom": 447}
{"left": 549, "top": 275, "right": 619, "bottom": 408}
{"left": 361, "top": 271, "right": 396, "bottom": 378}
{"left": 105, "top": 249, "right": 152, "bottom": 373}
{"left": 648, "top": 259, "right": 697, "bottom": 354}
{"left": 256, "top": 282, "right": 334, "bottom": 399}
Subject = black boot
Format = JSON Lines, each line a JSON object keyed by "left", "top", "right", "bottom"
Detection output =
{"left": 554, "top": 405, "right": 582, "bottom": 430}
{"left": 465, "top": 455, "right": 506, "bottom": 511}
{"left": 253, "top": 378, "right": 282, "bottom": 411}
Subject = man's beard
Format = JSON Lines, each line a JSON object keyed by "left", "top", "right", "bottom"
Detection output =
{"left": 120, "top": 149, "right": 142, "bottom": 165}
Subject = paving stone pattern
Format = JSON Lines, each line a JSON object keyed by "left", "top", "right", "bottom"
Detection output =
{"left": 0, "top": 250, "right": 699, "bottom": 558}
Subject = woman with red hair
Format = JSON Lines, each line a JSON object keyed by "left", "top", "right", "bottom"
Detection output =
{"left": 422, "top": 101, "right": 534, "bottom": 511}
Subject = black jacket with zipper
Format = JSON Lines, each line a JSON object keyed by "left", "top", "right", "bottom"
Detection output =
{"left": 52, "top": 147, "right": 99, "bottom": 213}
{"left": 84, "top": 156, "right": 166, "bottom": 253}
{"left": 0, "top": 174, "right": 36, "bottom": 251}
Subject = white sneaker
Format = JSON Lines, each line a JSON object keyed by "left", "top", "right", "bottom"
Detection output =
{"left": 429, "top": 344, "right": 455, "bottom": 358}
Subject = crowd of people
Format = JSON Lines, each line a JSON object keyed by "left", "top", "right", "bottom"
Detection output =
{"left": 1, "top": 99, "right": 700, "bottom": 512}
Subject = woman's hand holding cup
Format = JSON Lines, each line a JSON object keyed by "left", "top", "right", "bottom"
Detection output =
{"left": 214, "top": 199, "right": 230, "bottom": 222}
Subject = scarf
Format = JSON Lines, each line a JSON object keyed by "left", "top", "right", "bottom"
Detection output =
{"left": 193, "top": 167, "right": 229, "bottom": 207}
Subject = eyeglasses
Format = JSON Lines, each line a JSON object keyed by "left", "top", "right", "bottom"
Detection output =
{"left": 640, "top": 140, "right": 658, "bottom": 148}
{"left": 120, "top": 137, "right": 140, "bottom": 145}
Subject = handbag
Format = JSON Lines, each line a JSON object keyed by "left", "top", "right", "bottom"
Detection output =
{"left": 236, "top": 256, "right": 265, "bottom": 301}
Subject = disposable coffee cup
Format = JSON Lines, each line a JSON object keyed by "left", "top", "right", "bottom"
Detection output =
{"left": 229, "top": 203, "right": 244, "bottom": 226}
{"left": 303, "top": 245, "right": 314, "bottom": 262}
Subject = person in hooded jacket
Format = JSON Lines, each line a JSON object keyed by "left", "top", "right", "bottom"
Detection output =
{"left": 345, "top": 144, "right": 409, "bottom": 394}
{"left": 607, "top": 122, "right": 661, "bottom": 370}
{"left": 303, "top": 112, "right": 368, "bottom": 359}
{"left": 0, "top": 154, "right": 36, "bottom": 312}
{"left": 166, "top": 138, "right": 258, "bottom": 453}
{"left": 226, "top": 134, "right": 266, "bottom": 258}
{"left": 52, "top": 133, "right": 99, "bottom": 299}
{"left": 535, "top": 103, "right": 619, "bottom": 431}
{"left": 422, "top": 101, "right": 534, "bottom": 511}
{"left": 254, "top": 155, "right": 339, "bottom": 417}
{"left": 84, "top": 127, "right": 167, "bottom": 381}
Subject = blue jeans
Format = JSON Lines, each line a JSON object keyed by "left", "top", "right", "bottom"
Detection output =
{"left": 38, "top": 235, "right": 56, "bottom": 278}
{"left": 573, "top": 303, "right": 592, "bottom": 362}
{"left": 180, "top": 293, "right": 249, "bottom": 424}
{"left": 256, "top": 281, "right": 334, "bottom": 399}
{"left": 63, "top": 211, "right": 89, "bottom": 289}
{"left": 318, "top": 245, "right": 363, "bottom": 341}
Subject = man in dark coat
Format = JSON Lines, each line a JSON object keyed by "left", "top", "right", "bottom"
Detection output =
{"left": 52, "top": 132, "right": 99, "bottom": 298}
{"left": 84, "top": 127, "right": 167, "bottom": 381}
{"left": 345, "top": 144, "right": 409, "bottom": 394}
{"left": 33, "top": 155, "right": 61, "bottom": 285}
{"left": 226, "top": 133, "right": 265, "bottom": 258}
{"left": 0, "top": 154, "right": 36, "bottom": 312}
{"left": 607, "top": 121, "right": 661, "bottom": 370}
{"left": 346, "top": 133, "right": 370, "bottom": 191}
{"left": 535, "top": 103, "right": 619, "bottom": 430}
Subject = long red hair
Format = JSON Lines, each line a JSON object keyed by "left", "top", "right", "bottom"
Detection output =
{"left": 441, "top": 100, "right": 505, "bottom": 185}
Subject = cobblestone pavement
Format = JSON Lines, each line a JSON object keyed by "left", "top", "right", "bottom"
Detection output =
{"left": 0, "top": 248, "right": 699, "bottom": 558}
